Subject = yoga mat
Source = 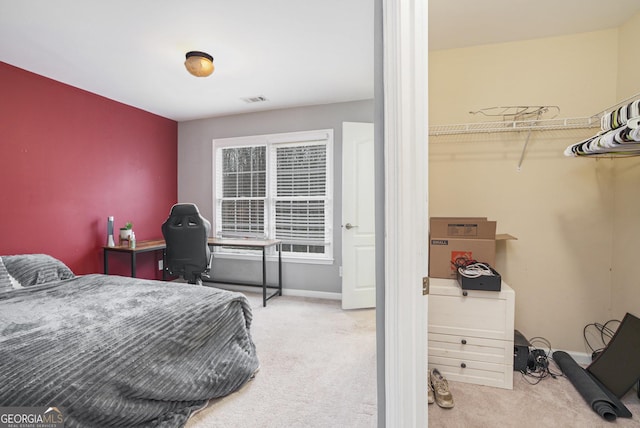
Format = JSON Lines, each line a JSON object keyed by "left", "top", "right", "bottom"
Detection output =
{"left": 553, "top": 351, "right": 631, "bottom": 421}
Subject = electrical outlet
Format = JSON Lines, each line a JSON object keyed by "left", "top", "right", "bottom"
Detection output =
{"left": 158, "top": 260, "right": 163, "bottom": 271}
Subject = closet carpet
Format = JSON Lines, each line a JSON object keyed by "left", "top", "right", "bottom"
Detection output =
{"left": 186, "top": 290, "right": 640, "bottom": 427}
{"left": 430, "top": 371, "right": 640, "bottom": 427}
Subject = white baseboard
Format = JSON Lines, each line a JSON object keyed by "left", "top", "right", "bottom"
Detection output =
{"left": 282, "top": 289, "right": 342, "bottom": 300}
{"left": 559, "top": 350, "right": 592, "bottom": 366}
{"left": 207, "top": 283, "right": 342, "bottom": 301}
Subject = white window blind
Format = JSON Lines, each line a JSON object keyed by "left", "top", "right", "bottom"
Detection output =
{"left": 272, "top": 142, "right": 328, "bottom": 254}
{"left": 213, "top": 130, "right": 333, "bottom": 259}
{"left": 217, "top": 145, "right": 266, "bottom": 238}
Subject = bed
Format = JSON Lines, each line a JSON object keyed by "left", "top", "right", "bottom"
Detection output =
{"left": 0, "top": 254, "right": 259, "bottom": 427}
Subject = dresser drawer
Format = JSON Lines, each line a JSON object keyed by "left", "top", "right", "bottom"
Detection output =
{"left": 429, "top": 293, "right": 510, "bottom": 340}
{"left": 428, "top": 278, "right": 515, "bottom": 341}
{"left": 428, "top": 332, "right": 513, "bottom": 365}
{"left": 429, "top": 355, "right": 514, "bottom": 389}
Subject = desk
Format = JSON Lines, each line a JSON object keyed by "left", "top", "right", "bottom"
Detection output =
{"left": 207, "top": 238, "right": 282, "bottom": 307}
{"left": 103, "top": 239, "right": 167, "bottom": 279}
{"left": 103, "top": 238, "right": 282, "bottom": 307}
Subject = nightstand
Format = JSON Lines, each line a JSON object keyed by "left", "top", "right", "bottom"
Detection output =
{"left": 428, "top": 277, "right": 515, "bottom": 389}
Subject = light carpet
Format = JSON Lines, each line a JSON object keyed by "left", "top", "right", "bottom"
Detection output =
{"left": 186, "top": 291, "right": 377, "bottom": 428}
{"left": 187, "top": 290, "right": 640, "bottom": 427}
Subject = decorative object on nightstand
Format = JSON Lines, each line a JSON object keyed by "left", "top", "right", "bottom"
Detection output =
{"left": 107, "top": 216, "right": 115, "bottom": 247}
{"left": 119, "top": 221, "right": 133, "bottom": 244}
{"left": 428, "top": 277, "right": 515, "bottom": 389}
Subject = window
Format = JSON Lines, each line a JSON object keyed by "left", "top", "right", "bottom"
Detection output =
{"left": 214, "top": 130, "right": 333, "bottom": 260}
{"left": 219, "top": 146, "right": 266, "bottom": 236}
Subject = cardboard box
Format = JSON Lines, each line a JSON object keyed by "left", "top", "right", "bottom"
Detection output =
{"left": 429, "top": 217, "right": 514, "bottom": 279}
{"left": 429, "top": 217, "right": 496, "bottom": 240}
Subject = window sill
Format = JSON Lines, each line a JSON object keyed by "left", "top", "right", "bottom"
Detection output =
{"left": 212, "top": 251, "right": 334, "bottom": 265}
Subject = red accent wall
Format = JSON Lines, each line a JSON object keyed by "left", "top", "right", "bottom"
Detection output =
{"left": 0, "top": 62, "right": 177, "bottom": 279}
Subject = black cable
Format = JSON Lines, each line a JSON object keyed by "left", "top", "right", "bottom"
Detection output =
{"left": 583, "top": 319, "right": 620, "bottom": 358}
{"left": 546, "top": 356, "right": 564, "bottom": 379}
{"left": 520, "top": 336, "right": 564, "bottom": 384}
{"left": 525, "top": 322, "right": 623, "bottom": 386}
{"left": 601, "top": 319, "right": 620, "bottom": 344}
{"left": 521, "top": 368, "right": 548, "bottom": 385}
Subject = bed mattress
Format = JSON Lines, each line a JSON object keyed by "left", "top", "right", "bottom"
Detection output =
{"left": 0, "top": 257, "right": 259, "bottom": 428}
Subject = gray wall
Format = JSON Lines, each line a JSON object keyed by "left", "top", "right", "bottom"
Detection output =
{"left": 177, "top": 100, "right": 374, "bottom": 294}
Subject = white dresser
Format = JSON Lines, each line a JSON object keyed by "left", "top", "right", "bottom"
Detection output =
{"left": 428, "top": 278, "right": 515, "bottom": 389}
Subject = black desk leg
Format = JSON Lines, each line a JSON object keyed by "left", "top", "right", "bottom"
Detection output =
{"left": 104, "top": 251, "right": 109, "bottom": 274}
{"left": 162, "top": 249, "right": 167, "bottom": 281}
{"left": 262, "top": 247, "right": 267, "bottom": 307}
{"left": 131, "top": 253, "right": 137, "bottom": 278}
{"left": 278, "top": 244, "right": 282, "bottom": 296}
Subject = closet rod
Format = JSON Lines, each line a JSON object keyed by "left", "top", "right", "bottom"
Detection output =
{"left": 591, "top": 91, "right": 640, "bottom": 120}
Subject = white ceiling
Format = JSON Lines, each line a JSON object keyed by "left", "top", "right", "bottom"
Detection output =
{"left": 1, "top": 0, "right": 639, "bottom": 122}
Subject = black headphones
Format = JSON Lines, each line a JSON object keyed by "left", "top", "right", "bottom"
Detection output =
{"left": 527, "top": 349, "right": 548, "bottom": 371}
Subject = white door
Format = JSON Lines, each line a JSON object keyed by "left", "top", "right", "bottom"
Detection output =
{"left": 342, "top": 122, "right": 375, "bottom": 309}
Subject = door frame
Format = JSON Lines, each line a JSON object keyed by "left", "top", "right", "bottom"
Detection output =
{"left": 378, "top": 0, "right": 429, "bottom": 426}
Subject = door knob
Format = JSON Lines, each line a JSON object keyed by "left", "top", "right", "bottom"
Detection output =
{"left": 345, "top": 223, "right": 358, "bottom": 230}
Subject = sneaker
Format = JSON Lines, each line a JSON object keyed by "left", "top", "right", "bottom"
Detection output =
{"left": 427, "top": 372, "right": 435, "bottom": 404}
{"left": 431, "top": 368, "right": 454, "bottom": 409}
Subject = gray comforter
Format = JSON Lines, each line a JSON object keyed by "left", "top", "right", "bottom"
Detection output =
{"left": 0, "top": 271, "right": 259, "bottom": 427}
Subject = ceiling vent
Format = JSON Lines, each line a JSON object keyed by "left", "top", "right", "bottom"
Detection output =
{"left": 242, "top": 95, "right": 268, "bottom": 104}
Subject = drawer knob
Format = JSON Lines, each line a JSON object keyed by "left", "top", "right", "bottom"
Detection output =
{"left": 461, "top": 339, "right": 467, "bottom": 345}
{"left": 460, "top": 363, "right": 466, "bottom": 369}
{"left": 462, "top": 291, "right": 468, "bottom": 297}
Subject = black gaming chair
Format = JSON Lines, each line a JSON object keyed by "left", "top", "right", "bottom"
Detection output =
{"left": 161, "top": 203, "right": 212, "bottom": 284}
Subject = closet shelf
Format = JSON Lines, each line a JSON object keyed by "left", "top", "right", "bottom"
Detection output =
{"left": 429, "top": 116, "right": 600, "bottom": 136}
{"left": 429, "top": 93, "right": 640, "bottom": 161}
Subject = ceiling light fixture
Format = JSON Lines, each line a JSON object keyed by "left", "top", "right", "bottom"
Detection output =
{"left": 184, "top": 51, "right": 214, "bottom": 77}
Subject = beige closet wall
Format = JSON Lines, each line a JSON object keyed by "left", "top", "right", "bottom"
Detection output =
{"left": 429, "top": 27, "right": 628, "bottom": 352}
{"left": 611, "top": 13, "right": 640, "bottom": 323}
{"left": 616, "top": 12, "right": 640, "bottom": 100}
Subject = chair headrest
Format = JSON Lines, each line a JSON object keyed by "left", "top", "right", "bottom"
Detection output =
{"left": 169, "top": 203, "right": 200, "bottom": 217}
